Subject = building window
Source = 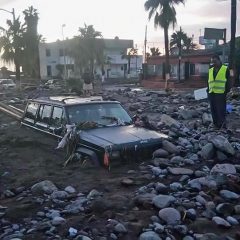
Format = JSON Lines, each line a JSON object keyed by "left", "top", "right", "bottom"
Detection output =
{"left": 46, "top": 48, "right": 51, "bottom": 57}
{"left": 47, "top": 65, "right": 52, "bottom": 76}
{"left": 59, "top": 49, "right": 64, "bottom": 57}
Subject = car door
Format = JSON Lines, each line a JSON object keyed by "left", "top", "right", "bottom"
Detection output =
{"left": 35, "top": 104, "right": 52, "bottom": 132}
{"left": 22, "top": 102, "right": 40, "bottom": 126}
{"left": 48, "top": 106, "right": 66, "bottom": 137}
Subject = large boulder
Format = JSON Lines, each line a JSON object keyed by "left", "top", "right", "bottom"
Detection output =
{"left": 209, "top": 135, "right": 235, "bottom": 155}
{"left": 31, "top": 180, "right": 58, "bottom": 195}
{"left": 210, "top": 164, "right": 237, "bottom": 175}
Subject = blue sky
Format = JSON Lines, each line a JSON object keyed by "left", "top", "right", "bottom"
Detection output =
{"left": 0, "top": 0, "right": 239, "bottom": 54}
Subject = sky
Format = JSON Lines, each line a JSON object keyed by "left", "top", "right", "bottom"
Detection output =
{"left": 0, "top": 0, "right": 239, "bottom": 55}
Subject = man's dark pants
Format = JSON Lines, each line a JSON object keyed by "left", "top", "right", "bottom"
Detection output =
{"left": 208, "top": 93, "right": 226, "bottom": 128}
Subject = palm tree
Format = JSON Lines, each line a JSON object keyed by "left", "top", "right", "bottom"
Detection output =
{"left": 184, "top": 36, "right": 198, "bottom": 52}
{"left": 69, "top": 24, "right": 104, "bottom": 78}
{"left": 170, "top": 27, "right": 187, "bottom": 50}
{"left": 150, "top": 47, "right": 161, "bottom": 56}
{"left": 22, "top": 6, "right": 40, "bottom": 79}
{"left": 170, "top": 29, "right": 198, "bottom": 53}
{"left": 0, "top": 17, "right": 25, "bottom": 81}
{"left": 144, "top": 0, "right": 185, "bottom": 88}
{"left": 122, "top": 48, "right": 138, "bottom": 77}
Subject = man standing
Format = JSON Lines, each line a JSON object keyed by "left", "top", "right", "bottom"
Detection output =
{"left": 208, "top": 54, "right": 230, "bottom": 129}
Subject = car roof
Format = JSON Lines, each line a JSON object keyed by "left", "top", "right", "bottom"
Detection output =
{"left": 28, "top": 96, "right": 120, "bottom": 106}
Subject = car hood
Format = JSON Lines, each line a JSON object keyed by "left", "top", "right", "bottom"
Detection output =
{"left": 79, "top": 125, "right": 168, "bottom": 148}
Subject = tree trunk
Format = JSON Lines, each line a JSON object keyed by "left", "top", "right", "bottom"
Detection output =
{"left": 15, "top": 62, "right": 21, "bottom": 82}
{"left": 229, "top": 0, "right": 237, "bottom": 85}
{"left": 164, "top": 26, "right": 170, "bottom": 89}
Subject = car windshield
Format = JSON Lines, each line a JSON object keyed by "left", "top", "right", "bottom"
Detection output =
{"left": 67, "top": 103, "right": 132, "bottom": 127}
{"left": 0, "top": 79, "right": 14, "bottom": 84}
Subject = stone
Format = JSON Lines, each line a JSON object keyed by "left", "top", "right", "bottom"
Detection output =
{"left": 170, "top": 182, "right": 183, "bottom": 191}
{"left": 162, "top": 140, "right": 180, "bottom": 154}
{"left": 202, "top": 113, "right": 213, "bottom": 125}
{"left": 152, "top": 195, "right": 176, "bottom": 209}
{"left": 234, "top": 205, "right": 240, "bottom": 214}
{"left": 212, "top": 216, "right": 231, "bottom": 227}
{"left": 170, "top": 156, "right": 184, "bottom": 164}
{"left": 114, "top": 223, "right": 128, "bottom": 233}
{"left": 210, "top": 164, "right": 236, "bottom": 175}
{"left": 51, "top": 191, "right": 69, "bottom": 200}
{"left": 31, "top": 180, "right": 58, "bottom": 195}
{"left": 200, "top": 143, "right": 215, "bottom": 160}
{"left": 183, "top": 237, "right": 194, "bottom": 240}
{"left": 226, "top": 216, "right": 239, "bottom": 225}
{"left": 216, "top": 151, "right": 228, "bottom": 161}
{"left": 210, "top": 135, "right": 235, "bottom": 155}
{"left": 121, "top": 178, "right": 134, "bottom": 186}
{"left": 153, "top": 222, "right": 164, "bottom": 233}
{"left": 87, "top": 189, "right": 101, "bottom": 199}
{"left": 220, "top": 190, "right": 239, "bottom": 200}
{"left": 75, "top": 236, "right": 92, "bottom": 240}
{"left": 46, "top": 210, "right": 60, "bottom": 219}
{"left": 64, "top": 186, "right": 76, "bottom": 194}
{"left": 52, "top": 216, "right": 66, "bottom": 226}
{"left": 152, "top": 149, "right": 169, "bottom": 158}
{"left": 216, "top": 203, "right": 234, "bottom": 216}
{"left": 134, "top": 193, "right": 157, "bottom": 206}
{"left": 158, "top": 208, "right": 181, "bottom": 225}
{"left": 168, "top": 167, "right": 193, "bottom": 175}
{"left": 196, "top": 195, "right": 207, "bottom": 205}
{"left": 186, "top": 208, "right": 197, "bottom": 220}
{"left": 139, "top": 231, "right": 162, "bottom": 240}
{"left": 161, "top": 114, "right": 180, "bottom": 128}
{"left": 179, "top": 110, "right": 194, "bottom": 120}
{"left": 155, "top": 183, "right": 168, "bottom": 194}
{"left": 3, "top": 190, "right": 15, "bottom": 198}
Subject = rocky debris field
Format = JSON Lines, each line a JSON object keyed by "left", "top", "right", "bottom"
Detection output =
{"left": 1, "top": 87, "right": 240, "bottom": 240}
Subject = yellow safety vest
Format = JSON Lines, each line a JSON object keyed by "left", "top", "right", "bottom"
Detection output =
{"left": 208, "top": 65, "right": 227, "bottom": 94}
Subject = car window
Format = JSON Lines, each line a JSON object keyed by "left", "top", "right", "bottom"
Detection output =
{"left": 37, "top": 105, "right": 52, "bottom": 124}
{"left": 67, "top": 103, "right": 132, "bottom": 125}
{"left": 50, "top": 106, "right": 63, "bottom": 127}
{"left": 25, "top": 102, "right": 39, "bottom": 120}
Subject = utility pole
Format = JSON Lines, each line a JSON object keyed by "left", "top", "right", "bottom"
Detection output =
{"left": 144, "top": 25, "right": 147, "bottom": 63}
{"left": 229, "top": 0, "right": 237, "bottom": 83}
{"left": 61, "top": 24, "right": 67, "bottom": 82}
{"left": 178, "top": 26, "right": 182, "bottom": 83}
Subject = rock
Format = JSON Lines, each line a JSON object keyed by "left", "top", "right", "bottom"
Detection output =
{"left": 234, "top": 205, "right": 240, "bottom": 214}
{"left": 65, "top": 197, "right": 87, "bottom": 213}
{"left": 162, "top": 140, "right": 180, "bottom": 154}
{"left": 186, "top": 208, "right": 197, "bottom": 220}
{"left": 114, "top": 223, "right": 128, "bottom": 233}
{"left": 210, "top": 135, "right": 235, "bottom": 155}
{"left": 52, "top": 216, "right": 66, "bottom": 226}
{"left": 202, "top": 113, "right": 213, "bottom": 125}
{"left": 134, "top": 193, "right": 157, "bottom": 207}
{"left": 212, "top": 216, "right": 231, "bottom": 227}
{"left": 158, "top": 208, "right": 181, "bottom": 225}
{"left": 161, "top": 114, "right": 180, "bottom": 128}
{"left": 170, "top": 182, "right": 183, "bottom": 191}
{"left": 51, "top": 190, "right": 69, "bottom": 200}
{"left": 179, "top": 110, "right": 194, "bottom": 120}
{"left": 139, "top": 231, "right": 162, "bottom": 240}
{"left": 170, "top": 156, "right": 184, "bottom": 164}
{"left": 155, "top": 183, "right": 168, "bottom": 194}
{"left": 210, "top": 164, "right": 236, "bottom": 175}
{"left": 216, "top": 203, "right": 234, "bottom": 216}
{"left": 31, "top": 180, "right": 58, "bottom": 195}
{"left": 75, "top": 235, "right": 92, "bottom": 240}
{"left": 46, "top": 210, "right": 60, "bottom": 219}
{"left": 196, "top": 195, "right": 207, "bottom": 205}
{"left": 3, "top": 190, "right": 15, "bottom": 198}
{"left": 121, "top": 178, "right": 134, "bottom": 186}
{"left": 152, "top": 195, "right": 176, "bottom": 209}
{"left": 152, "top": 149, "right": 169, "bottom": 158}
{"left": 220, "top": 190, "right": 239, "bottom": 200}
{"left": 168, "top": 167, "right": 193, "bottom": 175}
{"left": 87, "top": 189, "right": 101, "bottom": 199}
{"left": 200, "top": 143, "right": 215, "bottom": 160}
{"left": 216, "top": 151, "right": 228, "bottom": 161}
{"left": 153, "top": 222, "right": 164, "bottom": 233}
{"left": 64, "top": 186, "right": 76, "bottom": 194}
{"left": 226, "top": 216, "right": 239, "bottom": 225}
{"left": 183, "top": 237, "right": 194, "bottom": 240}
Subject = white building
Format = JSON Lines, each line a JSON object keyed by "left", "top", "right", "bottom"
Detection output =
{"left": 39, "top": 37, "right": 143, "bottom": 80}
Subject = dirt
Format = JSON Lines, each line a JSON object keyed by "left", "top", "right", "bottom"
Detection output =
{"left": 1, "top": 90, "right": 240, "bottom": 239}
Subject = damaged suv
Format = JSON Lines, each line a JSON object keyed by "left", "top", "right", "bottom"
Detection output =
{"left": 21, "top": 96, "right": 167, "bottom": 168}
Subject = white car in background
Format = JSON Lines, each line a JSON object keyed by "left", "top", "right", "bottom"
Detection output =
{"left": 0, "top": 79, "right": 17, "bottom": 90}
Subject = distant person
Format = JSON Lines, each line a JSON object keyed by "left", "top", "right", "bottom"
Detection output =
{"left": 82, "top": 72, "right": 93, "bottom": 96}
{"left": 207, "top": 54, "right": 230, "bottom": 129}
